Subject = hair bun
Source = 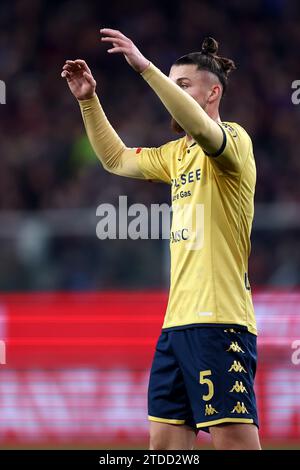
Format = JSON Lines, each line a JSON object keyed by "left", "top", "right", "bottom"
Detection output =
{"left": 201, "top": 37, "right": 218, "bottom": 55}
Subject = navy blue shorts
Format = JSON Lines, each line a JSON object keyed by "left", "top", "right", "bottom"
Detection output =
{"left": 148, "top": 326, "right": 259, "bottom": 433}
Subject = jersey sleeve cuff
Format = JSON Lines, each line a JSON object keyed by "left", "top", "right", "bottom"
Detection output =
{"left": 77, "top": 94, "right": 100, "bottom": 110}
{"left": 204, "top": 124, "right": 227, "bottom": 158}
{"left": 140, "top": 62, "right": 157, "bottom": 81}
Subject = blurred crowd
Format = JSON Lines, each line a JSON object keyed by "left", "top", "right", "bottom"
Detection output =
{"left": 0, "top": 0, "right": 299, "bottom": 290}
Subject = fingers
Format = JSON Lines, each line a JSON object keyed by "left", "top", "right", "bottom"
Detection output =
{"left": 101, "top": 36, "right": 129, "bottom": 53}
{"left": 65, "top": 60, "right": 81, "bottom": 71}
{"left": 107, "top": 47, "right": 128, "bottom": 54}
{"left": 83, "top": 71, "right": 96, "bottom": 86}
{"left": 61, "top": 62, "right": 76, "bottom": 79}
{"left": 61, "top": 70, "right": 71, "bottom": 79}
{"left": 100, "top": 28, "right": 129, "bottom": 41}
{"left": 63, "top": 59, "right": 91, "bottom": 73}
{"left": 62, "top": 64, "right": 74, "bottom": 72}
{"left": 61, "top": 59, "right": 93, "bottom": 79}
{"left": 63, "top": 62, "right": 78, "bottom": 70}
{"left": 101, "top": 36, "right": 128, "bottom": 45}
{"left": 62, "top": 61, "right": 80, "bottom": 75}
{"left": 100, "top": 34, "right": 131, "bottom": 56}
{"left": 74, "top": 59, "right": 92, "bottom": 74}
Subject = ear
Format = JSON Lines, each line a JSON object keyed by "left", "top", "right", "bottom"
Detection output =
{"left": 207, "top": 84, "right": 222, "bottom": 103}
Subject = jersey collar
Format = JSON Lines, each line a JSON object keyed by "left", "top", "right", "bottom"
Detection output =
{"left": 185, "top": 135, "right": 197, "bottom": 148}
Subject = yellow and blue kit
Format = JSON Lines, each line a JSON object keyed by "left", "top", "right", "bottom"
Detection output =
{"left": 78, "top": 61, "right": 258, "bottom": 431}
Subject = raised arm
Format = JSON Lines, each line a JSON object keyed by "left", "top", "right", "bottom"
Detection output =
{"left": 61, "top": 59, "right": 144, "bottom": 178}
{"left": 100, "top": 28, "right": 224, "bottom": 155}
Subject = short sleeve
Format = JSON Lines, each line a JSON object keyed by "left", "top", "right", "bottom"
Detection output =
{"left": 207, "top": 122, "right": 252, "bottom": 175}
{"left": 136, "top": 142, "right": 172, "bottom": 184}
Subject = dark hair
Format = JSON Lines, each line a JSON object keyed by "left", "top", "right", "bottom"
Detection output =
{"left": 174, "top": 37, "right": 236, "bottom": 95}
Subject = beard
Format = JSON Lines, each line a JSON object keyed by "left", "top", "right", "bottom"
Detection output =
{"left": 170, "top": 97, "right": 209, "bottom": 135}
{"left": 170, "top": 117, "right": 185, "bottom": 135}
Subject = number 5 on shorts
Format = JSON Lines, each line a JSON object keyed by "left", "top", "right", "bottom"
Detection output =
{"left": 199, "top": 370, "right": 214, "bottom": 401}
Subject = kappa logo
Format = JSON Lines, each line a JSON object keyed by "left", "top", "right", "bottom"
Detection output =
{"left": 224, "top": 328, "right": 240, "bottom": 334}
{"left": 231, "top": 401, "right": 249, "bottom": 414}
{"left": 229, "top": 381, "right": 248, "bottom": 394}
{"left": 227, "top": 342, "right": 245, "bottom": 353}
{"left": 228, "top": 360, "right": 247, "bottom": 373}
{"left": 205, "top": 404, "right": 218, "bottom": 416}
{"left": 222, "top": 123, "right": 238, "bottom": 138}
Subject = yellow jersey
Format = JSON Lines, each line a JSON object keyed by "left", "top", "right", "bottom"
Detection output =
{"left": 137, "top": 122, "right": 257, "bottom": 335}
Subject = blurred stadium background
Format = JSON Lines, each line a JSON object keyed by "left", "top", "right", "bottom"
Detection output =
{"left": 0, "top": 0, "right": 300, "bottom": 449}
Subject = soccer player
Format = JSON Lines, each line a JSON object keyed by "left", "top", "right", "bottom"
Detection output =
{"left": 61, "top": 28, "right": 261, "bottom": 450}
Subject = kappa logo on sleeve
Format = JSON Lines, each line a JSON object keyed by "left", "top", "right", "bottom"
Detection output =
{"left": 222, "top": 123, "right": 238, "bottom": 138}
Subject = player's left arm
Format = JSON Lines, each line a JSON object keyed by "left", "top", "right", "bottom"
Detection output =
{"left": 100, "top": 28, "right": 224, "bottom": 157}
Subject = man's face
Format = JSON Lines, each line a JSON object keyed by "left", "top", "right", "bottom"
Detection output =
{"left": 168, "top": 63, "right": 217, "bottom": 134}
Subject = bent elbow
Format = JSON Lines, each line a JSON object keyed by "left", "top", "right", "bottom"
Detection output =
{"left": 101, "top": 161, "right": 114, "bottom": 174}
{"left": 100, "top": 160, "right": 121, "bottom": 176}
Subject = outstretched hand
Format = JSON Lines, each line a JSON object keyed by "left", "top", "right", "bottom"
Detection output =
{"left": 100, "top": 28, "right": 150, "bottom": 73}
{"left": 61, "top": 59, "right": 96, "bottom": 100}
{"left": 62, "top": 29, "right": 149, "bottom": 99}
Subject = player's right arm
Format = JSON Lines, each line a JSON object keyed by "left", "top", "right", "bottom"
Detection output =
{"left": 61, "top": 59, "right": 170, "bottom": 182}
{"left": 61, "top": 59, "right": 143, "bottom": 178}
